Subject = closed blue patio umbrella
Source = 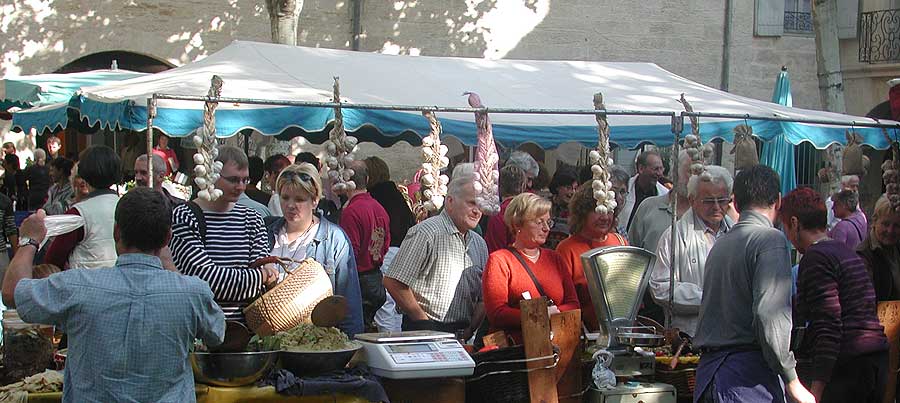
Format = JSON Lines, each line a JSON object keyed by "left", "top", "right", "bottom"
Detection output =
{"left": 760, "top": 66, "right": 798, "bottom": 195}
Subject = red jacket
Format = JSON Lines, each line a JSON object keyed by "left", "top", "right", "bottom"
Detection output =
{"left": 482, "top": 248, "right": 579, "bottom": 343}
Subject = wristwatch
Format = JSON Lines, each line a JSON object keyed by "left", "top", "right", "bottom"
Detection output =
{"left": 18, "top": 237, "right": 39, "bottom": 249}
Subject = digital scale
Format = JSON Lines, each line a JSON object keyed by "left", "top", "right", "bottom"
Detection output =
{"left": 355, "top": 330, "right": 475, "bottom": 379}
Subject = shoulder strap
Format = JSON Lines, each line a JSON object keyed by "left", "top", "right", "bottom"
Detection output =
{"left": 186, "top": 201, "right": 207, "bottom": 245}
{"left": 507, "top": 248, "right": 555, "bottom": 306}
{"left": 851, "top": 219, "right": 864, "bottom": 240}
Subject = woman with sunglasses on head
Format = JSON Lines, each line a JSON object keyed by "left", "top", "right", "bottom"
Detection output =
{"left": 482, "top": 192, "right": 579, "bottom": 343}
{"left": 263, "top": 163, "right": 364, "bottom": 336}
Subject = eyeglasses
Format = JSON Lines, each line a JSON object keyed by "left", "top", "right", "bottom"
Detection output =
{"left": 222, "top": 176, "right": 252, "bottom": 185}
{"left": 700, "top": 197, "right": 732, "bottom": 207}
{"left": 532, "top": 218, "right": 555, "bottom": 228}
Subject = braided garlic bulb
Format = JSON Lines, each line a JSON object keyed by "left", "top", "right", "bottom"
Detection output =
{"left": 192, "top": 75, "right": 224, "bottom": 201}
{"left": 590, "top": 93, "right": 616, "bottom": 215}
{"left": 323, "top": 77, "right": 359, "bottom": 195}
{"left": 420, "top": 110, "right": 450, "bottom": 212}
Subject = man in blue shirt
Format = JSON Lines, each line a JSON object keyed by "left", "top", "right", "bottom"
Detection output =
{"left": 2, "top": 187, "right": 225, "bottom": 403}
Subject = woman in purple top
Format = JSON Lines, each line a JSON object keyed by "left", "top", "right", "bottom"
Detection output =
{"left": 781, "top": 187, "right": 888, "bottom": 403}
{"left": 828, "top": 189, "right": 867, "bottom": 250}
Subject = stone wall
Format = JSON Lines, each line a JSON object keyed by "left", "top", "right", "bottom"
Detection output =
{"left": 1, "top": 0, "right": 822, "bottom": 180}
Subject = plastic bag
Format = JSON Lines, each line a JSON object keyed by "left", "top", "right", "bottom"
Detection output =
{"left": 591, "top": 349, "right": 616, "bottom": 389}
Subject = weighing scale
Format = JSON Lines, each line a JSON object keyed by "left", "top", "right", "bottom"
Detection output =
{"left": 581, "top": 246, "right": 677, "bottom": 403}
{"left": 355, "top": 330, "right": 475, "bottom": 379}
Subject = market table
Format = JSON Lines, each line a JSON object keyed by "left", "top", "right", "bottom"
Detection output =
{"left": 27, "top": 385, "right": 374, "bottom": 403}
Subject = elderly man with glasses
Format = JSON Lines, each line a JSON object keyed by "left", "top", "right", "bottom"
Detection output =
{"left": 169, "top": 146, "right": 277, "bottom": 325}
{"left": 649, "top": 165, "right": 735, "bottom": 336}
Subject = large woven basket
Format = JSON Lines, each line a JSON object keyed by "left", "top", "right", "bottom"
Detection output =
{"left": 244, "top": 258, "right": 333, "bottom": 336}
{"left": 655, "top": 366, "right": 696, "bottom": 397}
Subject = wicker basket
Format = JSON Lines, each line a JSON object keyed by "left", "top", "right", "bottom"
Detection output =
{"left": 465, "top": 345, "right": 559, "bottom": 403}
{"left": 655, "top": 366, "right": 696, "bottom": 397}
{"left": 244, "top": 258, "right": 333, "bottom": 336}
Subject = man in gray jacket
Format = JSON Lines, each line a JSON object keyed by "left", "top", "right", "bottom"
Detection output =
{"left": 693, "top": 165, "right": 813, "bottom": 403}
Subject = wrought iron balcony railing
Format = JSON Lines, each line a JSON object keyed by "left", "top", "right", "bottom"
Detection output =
{"left": 859, "top": 9, "right": 900, "bottom": 64}
{"left": 784, "top": 11, "right": 813, "bottom": 33}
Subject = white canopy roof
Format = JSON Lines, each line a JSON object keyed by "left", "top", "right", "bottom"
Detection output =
{"left": 72, "top": 40, "right": 897, "bottom": 149}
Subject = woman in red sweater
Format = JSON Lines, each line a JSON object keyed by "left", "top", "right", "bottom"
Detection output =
{"left": 556, "top": 181, "right": 627, "bottom": 331}
{"left": 482, "top": 192, "right": 579, "bottom": 343}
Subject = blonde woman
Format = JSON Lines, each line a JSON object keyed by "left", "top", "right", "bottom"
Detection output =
{"left": 482, "top": 192, "right": 579, "bottom": 343}
{"left": 858, "top": 195, "right": 900, "bottom": 301}
{"left": 264, "top": 163, "right": 364, "bottom": 336}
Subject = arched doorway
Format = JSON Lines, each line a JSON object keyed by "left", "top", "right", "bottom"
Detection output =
{"left": 54, "top": 50, "right": 173, "bottom": 74}
{"left": 50, "top": 51, "right": 174, "bottom": 162}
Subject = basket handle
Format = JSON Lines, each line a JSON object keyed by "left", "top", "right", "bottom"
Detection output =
{"left": 466, "top": 352, "right": 559, "bottom": 382}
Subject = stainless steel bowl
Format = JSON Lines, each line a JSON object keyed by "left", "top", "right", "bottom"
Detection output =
{"left": 616, "top": 332, "right": 665, "bottom": 347}
{"left": 279, "top": 342, "right": 362, "bottom": 377}
{"left": 191, "top": 351, "right": 277, "bottom": 387}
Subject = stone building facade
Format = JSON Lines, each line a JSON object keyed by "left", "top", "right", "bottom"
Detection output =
{"left": 1, "top": 1, "right": 824, "bottom": 180}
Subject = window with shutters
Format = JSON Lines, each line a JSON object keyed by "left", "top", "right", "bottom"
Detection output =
{"left": 784, "top": 0, "right": 813, "bottom": 33}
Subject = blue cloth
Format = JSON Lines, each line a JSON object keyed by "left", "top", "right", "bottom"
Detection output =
{"left": 694, "top": 349, "right": 785, "bottom": 403}
{"left": 265, "top": 217, "right": 365, "bottom": 336}
{"left": 760, "top": 69, "right": 797, "bottom": 196}
{"left": 261, "top": 366, "right": 389, "bottom": 403}
{"left": 237, "top": 192, "right": 272, "bottom": 218}
{"left": 15, "top": 254, "right": 225, "bottom": 403}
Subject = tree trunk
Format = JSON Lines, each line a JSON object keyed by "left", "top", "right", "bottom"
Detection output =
{"left": 265, "top": 0, "right": 304, "bottom": 46}
{"left": 812, "top": 0, "right": 846, "bottom": 113}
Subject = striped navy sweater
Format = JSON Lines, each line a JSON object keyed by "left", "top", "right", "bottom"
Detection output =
{"left": 170, "top": 203, "right": 270, "bottom": 322}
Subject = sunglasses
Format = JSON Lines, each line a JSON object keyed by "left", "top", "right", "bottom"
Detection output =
{"left": 700, "top": 197, "right": 732, "bottom": 207}
{"left": 281, "top": 170, "right": 313, "bottom": 183}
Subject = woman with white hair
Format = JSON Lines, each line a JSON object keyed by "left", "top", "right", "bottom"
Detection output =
{"left": 264, "top": 163, "right": 364, "bottom": 336}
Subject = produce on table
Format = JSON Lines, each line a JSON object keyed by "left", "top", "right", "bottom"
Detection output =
{"left": 273, "top": 323, "right": 354, "bottom": 352}
{"left": 0, "top": 369, "right": 63, "bottom": 402}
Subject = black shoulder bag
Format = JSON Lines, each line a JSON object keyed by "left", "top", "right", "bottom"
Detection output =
{"left": 507, "top": 248, "right": 555, "bottom": 306}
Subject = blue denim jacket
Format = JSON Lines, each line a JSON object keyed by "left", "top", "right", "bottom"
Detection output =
{"left": 266, "top": 217, "right": 364, "bottom": 336}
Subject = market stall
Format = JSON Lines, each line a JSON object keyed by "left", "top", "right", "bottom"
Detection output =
{"left": 6, "top": 42, "right": 900, "bottom": 403}
{"left": 2, "top": 69, "right": 147, "bottom": 134}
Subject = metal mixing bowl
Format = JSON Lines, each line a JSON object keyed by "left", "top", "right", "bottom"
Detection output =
{"left": 190, "top": 351, "right": 277, "bottom": 387}
{"left": 279, "top": 342, "right": 362, "bottom": 377}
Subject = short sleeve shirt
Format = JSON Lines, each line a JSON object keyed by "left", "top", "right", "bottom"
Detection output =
{"left": 385, "top": 211, "right": 489, "bottom": 323}
{"left": 15, "top": 254, "right": 225, "bottom": 403}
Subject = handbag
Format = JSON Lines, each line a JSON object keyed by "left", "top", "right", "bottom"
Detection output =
{"left": 507, "top": 248, "right": 555, "bottom": 306}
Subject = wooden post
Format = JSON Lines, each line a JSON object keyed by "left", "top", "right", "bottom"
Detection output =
{"left": 550, "top": 310, "right": 582, "bottom": 403}
{"left": 877, "top": 301, "right": 900, "bottom": 403}
{"left": 521, "top": 297, "right": 558, "bottom": 403}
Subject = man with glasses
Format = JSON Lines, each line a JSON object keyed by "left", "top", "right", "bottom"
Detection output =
{"left": 170, "top": 146, "right": 277, "bottom": 325}
{"left": 649, "top": 166, "right": 734, "bottom": 336}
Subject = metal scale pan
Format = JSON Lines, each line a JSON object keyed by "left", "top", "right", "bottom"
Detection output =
{"left": 580, "top": 246, "right": 663, "bottom": 349}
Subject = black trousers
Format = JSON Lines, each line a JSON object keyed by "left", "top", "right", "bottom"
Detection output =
{"left": 401, "top": 316, "right": 468, "bottom": 335}
{"left": 817, "top": 350, "right": 888, "bottom": 403}
{"left": 358, "top": 269, "right": 386, "bottom": 331}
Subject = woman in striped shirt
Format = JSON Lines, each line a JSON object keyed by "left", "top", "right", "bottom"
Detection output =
{"left": 780, "top": 187, "right": 888, "bottom": 403}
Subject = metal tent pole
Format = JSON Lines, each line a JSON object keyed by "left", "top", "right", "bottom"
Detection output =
{"left": 665, "top": 114, "right": 684, "bottom": 330}
{"left": 146, "top": 96, "right": 157, "bottom": 188}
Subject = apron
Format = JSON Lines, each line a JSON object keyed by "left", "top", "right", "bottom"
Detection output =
{"left": 694, "top": 348, "right": 785, "bottom": 403}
